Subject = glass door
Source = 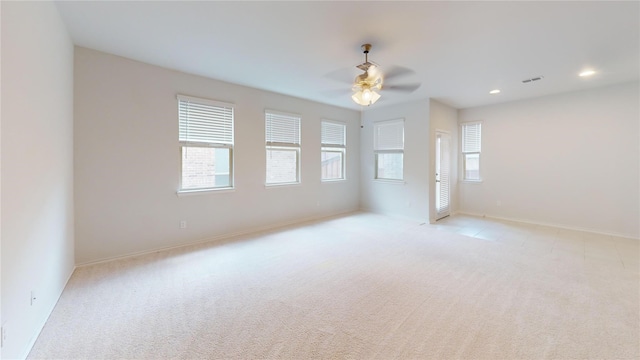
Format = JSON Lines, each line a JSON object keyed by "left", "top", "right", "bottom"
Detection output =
{"left": 435, "top": 131, "right": 451, "bottom": 220}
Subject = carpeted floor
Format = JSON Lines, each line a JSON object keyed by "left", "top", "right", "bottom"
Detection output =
{"left": 28, "top": 212, "right": 639, "bottom": 359}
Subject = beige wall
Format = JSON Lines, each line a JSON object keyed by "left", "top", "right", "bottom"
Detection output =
{"left": 74, "top": 47, "right": 361, "bottom": 264}
{"left": 458, "top": 82, "right": 640, "bottom": 238}
{"left": 1, "top": 2, "right": 75, "bottom": 359}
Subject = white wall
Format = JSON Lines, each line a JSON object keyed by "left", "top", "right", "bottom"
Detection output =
{"left": 74, "top": 47, "right": 360, "bottom": 264}
{"left": 428, "top": 99, "right": 459, "bottom": 222}
{"left": 458, "top": 82, "right": 640, "bottom": 238}
{"left": 359, "top": 100, "right": 431, "bottom": 221}
{"left": 1, "top": 2, "right": 75, "bottom": 359}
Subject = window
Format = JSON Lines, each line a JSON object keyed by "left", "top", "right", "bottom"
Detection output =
{"left": 374, "top": 119, "right": 404, "bottom": 180}
{"left": 178, "top": 95, "right": 234, "bottom": 191}
{"left": 461, "top": 122, "right": 482, "bottom": 181}
{"left": 265, "top": 111, "right": 301, "bottom": 185}
{"left": 321, "top": 120, "right": 346, "bottom": 181}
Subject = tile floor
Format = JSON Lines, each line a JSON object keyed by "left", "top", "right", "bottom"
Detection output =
{"left": 431, "top": 214, "right": 640, "bottom": 274}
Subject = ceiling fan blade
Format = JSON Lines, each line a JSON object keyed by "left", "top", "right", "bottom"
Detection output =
{"left": 324, "top": 67, "right": 357, "bottom": 84}
{"left": 383, "top": 83, "right": 421, "bottom": 93}
{"left": 383, "top": 66, "right": 415, "bottom": 81}
{"left": 322, "top": 88, "right": 352, "bottom": 97}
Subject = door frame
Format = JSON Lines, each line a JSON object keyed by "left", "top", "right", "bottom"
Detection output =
{"left": 434, "top": 130, "right": 451, "bottom": 221}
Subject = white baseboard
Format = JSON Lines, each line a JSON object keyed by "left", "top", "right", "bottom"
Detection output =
{"left": 20, "top": 266, "right": 76, "bottom": 360}
{"left": 76, "top": 209, "right": 360, "bottom": 268}
{"left": 456, "top": 211, "right": 639, "bottom": 240}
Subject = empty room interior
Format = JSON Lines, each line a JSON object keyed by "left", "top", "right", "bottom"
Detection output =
{"left": 2, "top": 1, "right": 639, "bottom": 359}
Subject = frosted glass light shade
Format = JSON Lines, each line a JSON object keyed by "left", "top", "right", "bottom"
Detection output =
{"left": 352, "top": 89, "right": 381, "bottom": 106}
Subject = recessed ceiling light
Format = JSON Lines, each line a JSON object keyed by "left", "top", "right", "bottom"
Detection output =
{"left": 489, "top": 89, "right": 501, "bottom": 95}
{"left": 579, "top": 70, "right": 596, "bottom": 77}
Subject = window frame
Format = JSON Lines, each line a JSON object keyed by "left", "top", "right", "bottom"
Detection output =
{"left": 321, "top": 120, "right": 347, "bottom": 182}
{"left": 374, "top": 150, "right": 404, "bottom": 181}
{"left": 177, "top": 95, "right": 235, "bottom": 193}
{"left": 265, "top": 110, "right": 302, "bottom": 186}
{"left": 265, "top": 146, "right": 301, "bottom": 185}
{"left": 461, "top": 121, "right": 482, "bottom": 182}
{"left": 373, "top": 119, "right": 405, "bottom": 181}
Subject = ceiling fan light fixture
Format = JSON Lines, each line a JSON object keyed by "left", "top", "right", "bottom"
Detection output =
{"left": 352, "top": 88, "right": 381, "bottom": 106}
{"left": 362, "top": 88, "right": 373, "bottom": 102}
{"left": 345, "top": 43, "right": 417, "bottom": 107}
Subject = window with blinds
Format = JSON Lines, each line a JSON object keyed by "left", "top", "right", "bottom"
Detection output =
{"left": 374, "top": 119, "right": 404, "bottom": 180}
{"left": 321, "top": 121, "right": 346, "bottom": 181}
{"left": 178, "top": 95, "right": 234, "bottom": 191}
{"left": 265, "top": 111, "right": 301, "bottom": 185}
{"left": 461, "top": 122, "right": 482, "bottom": 181}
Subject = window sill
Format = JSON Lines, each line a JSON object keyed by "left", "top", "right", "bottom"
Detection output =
{"left": 460, "top": 179, "right": 483, "bottom": 184}
{"left": 265, "top": 182, "right": 301, "bottom": 189}
{"left": 176, "top": 187, "right": 235, "bottom": 196}
{"left": 321, "top": 178, "right": 347, "bottom": 183}
{"left": 374, "top": 179, "right": 406, "bottom": 185}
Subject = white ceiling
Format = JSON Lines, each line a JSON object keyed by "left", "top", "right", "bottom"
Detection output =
{"left": 55, "top": 1, "right": 639, "bottom": 111}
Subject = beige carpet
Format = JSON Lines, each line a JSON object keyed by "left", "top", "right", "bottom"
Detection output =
{"left": 28, "top": 212, "right": 639, "bottom": 359}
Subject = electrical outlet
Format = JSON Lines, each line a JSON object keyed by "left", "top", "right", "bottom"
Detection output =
{"left": 496, "top": 200, "right": 502, "bottom": 207}
{"left": 31, "top": 290, "right": 37, "bottom": 306}
{"left": 180, "top": 220, "right": 187, "bottom": 229}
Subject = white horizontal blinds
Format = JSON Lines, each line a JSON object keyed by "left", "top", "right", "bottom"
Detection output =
{"left": 265, "top": 111, "right": 301, "bottom": 185}
{"left": 265, "top": 111, "right": 300, "bottom": 146}
{"left": 321, "top": 121, "right": 346, "bottom": 147}
{"left": 462, "top": 122, "right": 481, "bottom": 153}
{"left": 374, "top": 119, "right": 404, "bottom": 150}
{"left": 438, "top": 134, "right": 451, "bottom": 214}
{"left": 178, "top": 95, "right": 234, "bottom": 146}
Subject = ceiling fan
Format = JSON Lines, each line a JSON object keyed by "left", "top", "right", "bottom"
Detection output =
{"left": 349, "top": 44, "right": 421, "bottom": 106}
